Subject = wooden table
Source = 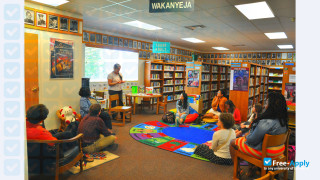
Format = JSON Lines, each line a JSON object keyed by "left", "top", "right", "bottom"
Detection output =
{"left": 126, "top": 93, "right": 162, "bottom": 115}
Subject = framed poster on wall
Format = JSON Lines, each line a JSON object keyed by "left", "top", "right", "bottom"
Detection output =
{"left": 230, "top": 68, "right": 249, "bottom": 91}
{"left": 187, "top": 70, "right": 200, "bottom": 87}
{"left": 50, "top": 38, "right": 74, "bottom": 78}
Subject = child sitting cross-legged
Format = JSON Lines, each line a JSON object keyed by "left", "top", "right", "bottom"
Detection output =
{"left": 235, "top": 103, "right": 263, "bottom": 137}
{"left": 194, "top": 113, "right": 236, "bottom": 165}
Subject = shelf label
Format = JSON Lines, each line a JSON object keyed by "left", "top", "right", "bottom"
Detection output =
{"left": 153, "top": 42, "right": 170, "bottom": 53}
{"left": 149, "top": 0, "right": 194, "bottom": 13}
{"left": 231, "top": 63, "right": 241, "bottom": 67}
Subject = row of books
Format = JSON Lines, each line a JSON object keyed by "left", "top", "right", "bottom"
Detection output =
{"left": 221, "top": 75, "right": 226, "bottom": 81}
{"left": 212, "top": 74, "right": 218, "bottom": 80}
{"left": 202, "top": 74, "right": 210, "bottom": 81}
{"left": 175, "top": 73, "right": 183, "bottom": 78}
{"left": 211, "top": 83, "right": 218, "bottom": 90}
{"left": 220, "top": 83, "right": 225, "bottom": 89}
{"left": 220, "top": 67, "right": 226, "bottom": 73}
{"left": 269, "top": 73, "right": 283, "bottom": 77}
{"left": 175, "top": 80, "right": 184, "bottom": 84}
{"left": 250, "top": 67, "right": 255, "bottom": 75}
{"left": 201, "top": 84, "right": 210, "bottom": 92}
{"left": 212, "top": 66, "right": 218, "bottom": 73}
{"left": 164, "top": 80, "right": 173, "bottom": 85}
{"left": 164, "top": 72, "right": 173, "bottom": 78}
{"left": 175, "top": 85, "right": 184, "bottom": 91}
{"left": 202, "top": 65, "right": 211, "bottom": 72}
{"left": 154, "top": 88, "right": 160, "bottom": 94}
{"left": 151, "top": 64, "right": 163, "bottom": 70}
{"left": 151, "top": 82, "right": 160, "bottom": 87}
{"left": 201, "top": 92, "right": 209, "bottom": 100}
{"left": 269, "top": 80, "right": 282, "bottom": 83}
{"left": 163, "top": 87, "right": 173, "bottom": 92}
{"left": 256, "top": 77, "right": 260, "bottom": 85}
{"left": 176, "top": 66, "right": 184, "bottom": 71}
{"left": 151, "top": 73, "right": 161, "bottom": 79}
{"left": 164, "top": 65, "right": 175, "bottom": 71}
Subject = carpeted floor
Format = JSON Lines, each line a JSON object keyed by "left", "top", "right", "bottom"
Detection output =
{"left": 30, "top": 102, "right": 293, "bottom": 180}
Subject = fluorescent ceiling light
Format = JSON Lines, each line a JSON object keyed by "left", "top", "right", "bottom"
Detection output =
{"left": 31, "top": 0, "right": 69, "bottom": 6}
{"left": 277, "top": 45, "right": 294, "bottom": 49}
{"left": 181, "top": 38, "right": 205, "bottom": 43}
{"left": 123, "top": 20, "right": 162, "bottom": 30}
{"left": 235, "top": 1, "right": 275, "bottom": 20}
{"left": 265, "top": 32, "right": 287, "bottom": 39}
{"left": 212, "top": 47, "right": 229, "bottom": 50}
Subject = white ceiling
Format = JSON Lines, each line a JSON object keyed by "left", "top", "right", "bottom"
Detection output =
{"left": 27, "top": 0, "right": 296, "bottom": 52}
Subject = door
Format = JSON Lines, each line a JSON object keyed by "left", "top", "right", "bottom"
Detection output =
{"left": 25, "top": 33, "right": 39, "bottom": 111}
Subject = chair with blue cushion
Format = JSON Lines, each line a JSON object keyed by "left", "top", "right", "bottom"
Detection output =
{"left": 27, "top": 134, "right": 84, "bottom": 180}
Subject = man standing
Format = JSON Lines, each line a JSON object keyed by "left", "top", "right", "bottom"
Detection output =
{"left": 78, "top": 104, "right": 117, "bottom": 153}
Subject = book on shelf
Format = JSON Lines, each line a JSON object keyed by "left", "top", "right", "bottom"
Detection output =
{"left": 151, "top": 64, "right": 162, "bottom": 70}
{"left": 164, "top": 65, "right": 174, "bottom": 71}
{"left": 212, "top": 66, "right": 218, "bottom": 73}
{"left": 176, "top": 66, "right": 184, "bottom": 71}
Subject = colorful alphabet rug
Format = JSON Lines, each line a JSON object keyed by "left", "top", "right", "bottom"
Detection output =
{"left": 69, "top": 151, "right": 119, "bottom": 174}
{"left": 129, "top": 120, "right": 219, "bottom": 161}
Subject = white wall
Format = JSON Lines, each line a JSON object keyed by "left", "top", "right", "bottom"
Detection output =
{"left": 25, "top": 2, "right": 83, "bottom": 130}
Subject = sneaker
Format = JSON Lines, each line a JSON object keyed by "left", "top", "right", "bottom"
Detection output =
{"left": 83, "top": 156, "right": 94, "bottom": 162}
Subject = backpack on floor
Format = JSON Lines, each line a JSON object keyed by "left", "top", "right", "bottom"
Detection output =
{"left": 162, "top": 112, "right": 175, "bottom": 124}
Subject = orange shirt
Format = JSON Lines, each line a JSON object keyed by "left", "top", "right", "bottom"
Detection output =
{"left": 211, "top": 96, "right": 228, "bottom": 112}
{"left": 26, "top": 120, "right": 57, "bottom": 146}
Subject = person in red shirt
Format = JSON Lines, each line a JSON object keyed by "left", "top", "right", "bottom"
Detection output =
{"left": 225, "top": 100, "right": 241, "bottom": 129}
{"left": 26, "top": 104, "right": 57, "bottom": 146}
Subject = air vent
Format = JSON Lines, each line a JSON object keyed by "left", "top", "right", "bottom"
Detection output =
{"left": 232, "top": 44, "right": 246, "bottom": 47}
{"left": 185, "top": 25, "right": 206, "bottom": 31}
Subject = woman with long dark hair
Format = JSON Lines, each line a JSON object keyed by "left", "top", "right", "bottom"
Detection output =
{"left": 225, "top": 100, "right": 241, "bottom": 128}
{"left": 229, "top": 92, "right": 288, "bottom": 177}
{"left": 175, "top": 92, "right": 190, "bottom": 126}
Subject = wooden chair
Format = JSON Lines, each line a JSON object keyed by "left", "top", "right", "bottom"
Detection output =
{"left": 158, "top": 96, "right": 168, "bottom": 114}
{"left": 56, "top": 109, "right": 81, "bottom": 132}
{"left": 27, "top": 134, "right": 84, "bottom": 180}
{"left": 233, "top": 129, "right": 291, "bottom": 180}
{"left": 109, "top": 94, "right": 132, "bottom": 126}
{"left": 255, "top": 170, "right": 286, "bottom": 180}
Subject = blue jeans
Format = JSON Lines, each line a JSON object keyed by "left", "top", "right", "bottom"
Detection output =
{"left": 175, "top": 113, "right": 188, "bottom": 126}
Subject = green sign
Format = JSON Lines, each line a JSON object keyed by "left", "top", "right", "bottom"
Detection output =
{"left": 153, "top": 42, "right": 170, "bottom": 53}
{"left": 132, "top": 86, "right": 138, "bottom": 94}
{"left": 149, "top": 0, "right": 194, "bottom": 13}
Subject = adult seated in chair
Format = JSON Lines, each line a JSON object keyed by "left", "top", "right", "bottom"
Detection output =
{"left": 78, "top": 104, "right": 117, "bottom": 153}
{"left": 26, "top": 104, "right": 57, "bottom": 145}
{"left": 79, "top": 87, "right": 113, "bottom": 134}
{"left": 202, "top": 90, "right": 228, "bottom": 119}
{"left": 229, "top": 92, "right": 289, "bottom": 177}
{"left": 27, "top": 104, "right": 82, "bottom": 153}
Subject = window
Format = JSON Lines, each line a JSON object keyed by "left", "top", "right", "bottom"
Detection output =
{"left": 85, "top": 47, "right": 139, "bottom": 81}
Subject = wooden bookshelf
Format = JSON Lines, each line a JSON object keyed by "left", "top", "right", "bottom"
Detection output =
{"left": 145, "top": 61, "right": 186, "bottom": 103}
{"left": 268, "top": 67, "right": 283, "bottom": 93}
{"left": 200, "top": 63, "right": 231, "bottom": 111}
{"left": 229, "top": 63, "right": 269, "bottom": 122}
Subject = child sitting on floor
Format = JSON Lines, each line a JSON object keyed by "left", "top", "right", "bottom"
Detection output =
{"left": 194, "top": 113, "right": 236, "bottom": 165}
{"left": 235, "top": 103, "right": 263, "bottom": 137}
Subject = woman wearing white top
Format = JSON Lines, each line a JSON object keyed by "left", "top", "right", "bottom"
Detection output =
{"left": 108, "top": 63, "right": 126, "bottom": 119}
